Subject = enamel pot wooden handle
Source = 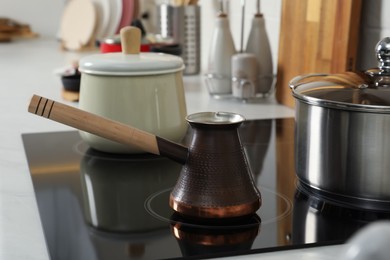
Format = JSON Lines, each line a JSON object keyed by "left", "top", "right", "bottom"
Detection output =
{"left": 28, "top": 95, "right": 188, "bottom": 164}
{"left": 120, "top": 26, "right": 141, "bottom": 55}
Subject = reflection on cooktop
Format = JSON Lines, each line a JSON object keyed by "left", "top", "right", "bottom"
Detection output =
{"left": 293, "top": 183, "right": 390, "bottom": 245}
{"left": 79, "top": 147, "right": 181, "bottom": 234}
{"left": 170, "top": 213, "right": 261, "bottom": 258}
{"left": 145, "top": 186, "right": 291, "bottom": 228}
{"left": 22, "top": 118, "right": 390, "bottom": 260}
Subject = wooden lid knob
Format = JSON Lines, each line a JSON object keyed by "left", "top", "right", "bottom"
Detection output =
{"left": 120, "top": 26, "right": 141, "bottom": 55}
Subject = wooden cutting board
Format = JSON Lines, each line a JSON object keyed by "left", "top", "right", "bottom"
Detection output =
{"left": 60, "top": 0, "right": 97, "bottom": 51}
{"left": 275, "top": 0, "right": 362, "bottom": 108}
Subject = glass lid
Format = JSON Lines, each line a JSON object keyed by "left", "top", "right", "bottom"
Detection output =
{"left": 290, "top": 37, "right": 390, "bottom": 113}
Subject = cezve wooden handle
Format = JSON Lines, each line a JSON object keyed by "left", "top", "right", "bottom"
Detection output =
{"left": 28, "top": 95, "right": 188, "bottom": 164}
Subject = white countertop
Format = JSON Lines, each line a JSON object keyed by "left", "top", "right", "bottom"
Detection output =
{"left": 0, "top": 37, "right": 346, "bottom": 259}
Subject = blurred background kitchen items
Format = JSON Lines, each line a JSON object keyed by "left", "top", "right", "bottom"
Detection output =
{"left": 78, "top": 26, "right": 187, "bottom": 154}
{"left": 53, "top": 61, "right": 82, "bottom": 102}
{"left": 0, "top": 17, "right": 38, "bottom": 42}
{"left": 100, "top": 33, "right": 182, "bottom": 55}
{"left": 59, "top": 0, "right": 97, "bottom": 51}
{"left": 245, "top": 0, "right": 274, "bottom": 97}
{"left": 156, "top": 1, "right": 201, "bottom": 75}
{"left": 204, "top": 0, "right": 236, "bottom": 97}
{"left": 205, "top": 0, "right": 275, "bottom": 100}
{"left": 275, "top": 0, "right": 362, "bottom": 108}
{"left": 61, "top": 71, "right": 81, "bottom": 102}
{"left": 58, "top": 0, "right": 139, "bottom": 51}
{"left": 232, "top": 53, "right": 258, "bottom": 99}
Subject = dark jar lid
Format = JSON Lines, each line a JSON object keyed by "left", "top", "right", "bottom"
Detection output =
{"left": 290, "top": 37, "right": 390, "bottom": 114}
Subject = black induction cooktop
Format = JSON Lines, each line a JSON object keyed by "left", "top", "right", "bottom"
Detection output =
{"left": 22, "top": 118, "right": 389, "bottom": 260}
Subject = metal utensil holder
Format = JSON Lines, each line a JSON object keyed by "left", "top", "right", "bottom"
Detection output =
{"left": 157, "top": 4, "right": 201, "bottom": 75}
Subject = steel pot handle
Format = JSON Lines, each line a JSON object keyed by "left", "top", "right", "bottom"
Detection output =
{"left": 289, "top": 73, "right": 329, "bottom": 90}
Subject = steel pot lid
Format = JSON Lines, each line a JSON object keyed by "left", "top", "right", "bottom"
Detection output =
{"left": 290, "top": 37, "right": 390, "bottom": 113}
{"left": 79, "top": 27, "right": 184, "bottom": 76}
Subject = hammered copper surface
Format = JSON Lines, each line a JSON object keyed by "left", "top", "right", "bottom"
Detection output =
{"left": 170, "top": 120, "right": 261, "bottom": 218}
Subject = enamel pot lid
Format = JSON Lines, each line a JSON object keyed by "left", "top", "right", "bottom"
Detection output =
{"left": 290, "top": 37, "right": 390, "bottom": 114}
{"left": 79, "top": 26, "right": 184, "bottom": 76}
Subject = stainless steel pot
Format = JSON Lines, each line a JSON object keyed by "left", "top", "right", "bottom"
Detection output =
{"left": 290, "top": 38, "right": 390, "bottom": 208}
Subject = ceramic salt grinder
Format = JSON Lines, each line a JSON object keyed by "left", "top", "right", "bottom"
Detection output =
{"left": 232, "top": 53, "right": 258, "bottom": 99}
{"left": 206, "top": 0, "right": 236, "bottom": 95}
{"left": 245, "top": 0, "right": 273, "bottom": 96}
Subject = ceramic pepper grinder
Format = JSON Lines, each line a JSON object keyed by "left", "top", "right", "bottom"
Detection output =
{"left": 245, "top": 0, "right": 273, "bottom": 95}
{"left": 231, "top": 0, "right": 258, "bottom": 100}
{"left": 207, "top": 0, "right": 236, "bottom": 95}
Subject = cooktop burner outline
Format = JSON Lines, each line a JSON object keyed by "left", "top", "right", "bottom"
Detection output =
{"left": 144, "top": 186, "right": 293, "bottom": 228}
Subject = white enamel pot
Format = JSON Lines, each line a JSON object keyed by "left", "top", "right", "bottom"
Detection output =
{"left": 78, "top": 26, "right": 187, "bottom": 153}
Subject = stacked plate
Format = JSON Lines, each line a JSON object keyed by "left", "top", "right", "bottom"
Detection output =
{"left": 60, "top": 0, "right": 135, "bottom": 50}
